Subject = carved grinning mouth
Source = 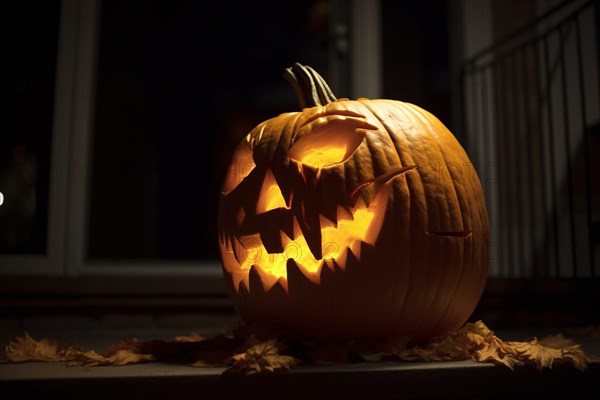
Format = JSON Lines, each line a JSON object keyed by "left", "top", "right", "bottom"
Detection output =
{"left": 220, "top": 165, "right": 417, "bottom": 291}
{"left": 220, "top": 110, "right": 472, "bottom": 292}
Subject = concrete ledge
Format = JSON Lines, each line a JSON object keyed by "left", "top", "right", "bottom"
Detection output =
{"left": 1, "top": 359, "right": 599, "bottom": 400}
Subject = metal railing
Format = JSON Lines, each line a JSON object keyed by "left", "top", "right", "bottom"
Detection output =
{"left": 461, "top": 0, "right": 599, "bottom": 278}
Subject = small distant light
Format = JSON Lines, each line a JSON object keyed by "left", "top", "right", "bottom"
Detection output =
{"left": 0, "top": 192, "right": 3, "bottom": 206}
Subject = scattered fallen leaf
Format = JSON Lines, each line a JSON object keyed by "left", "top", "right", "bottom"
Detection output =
{"left": 68, "top": 349, "right": 156, "bottom": 367}
{"left": 399, "top": 345, "right": 444, "bottom": 362}
{"left": 1, "top": 321, "right": 590, "bottom": 374}
{"left": 225, "top": 336, "right": 298, "bottom": 374}
{"left": 475, "top": 336, "right": 520, "bottom": 369}
{"left": 539, "top": 333, "right": 577, "bottom": 349}
{"left": 505, "top": 334, "right": 589, "bottom": 371}
{"left": 3, "top": 333, "right": 65, "bottom": 363}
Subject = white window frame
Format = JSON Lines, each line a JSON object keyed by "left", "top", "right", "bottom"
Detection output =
{"left": 0, "top": 0, "right": 73, "bottom": 276}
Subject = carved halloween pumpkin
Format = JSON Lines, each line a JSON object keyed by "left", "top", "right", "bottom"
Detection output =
{"left": 219, "top": 63, "right": 489, "bottom": 342}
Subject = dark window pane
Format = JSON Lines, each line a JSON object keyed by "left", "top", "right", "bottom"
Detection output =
{"left": 89, "top": 0, "right": 331, "bottom": 260}
{"left": 0, "top": 1, "right": 60, "bottom": 254}
{"left": 381, "top": 0, "right": 450, "bottom": 126}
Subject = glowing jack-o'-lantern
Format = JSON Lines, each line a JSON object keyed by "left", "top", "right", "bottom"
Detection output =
{"left": 219, "top": 63, "right": 489, "bottom": 341}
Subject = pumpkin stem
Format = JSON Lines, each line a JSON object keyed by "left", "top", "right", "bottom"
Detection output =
{"left": 283, "top": 63, "right": 337, "bottom": 109}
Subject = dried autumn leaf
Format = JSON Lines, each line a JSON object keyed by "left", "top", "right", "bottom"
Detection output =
{"left": 2, "top": 320, "right": 590, "bottom": 374}
{"left": 459, "top": 320, "right": 494, "bottom": 340}
{"left": 225, "top": 337, "right": 298, "bottom": 374}
{"left": 452, "top": 323, "right": 489, "bottom": 353}
{"left": 475, "top": 336, "right": 519, "bottom": 369}
{"left": 3, "top": 333, "right": 68, "bottom": 363}
{"left": 434, "top": 336, "right": 471, "bottom": 359}
{"left": 399, "top": 344, "right": 445, "bottom": 362}
{"left": 68, "top": 349, "right": 156, "bottom": 367}
{"left": 539, "top": 333, "right": 577, "bottom": 349}
{"left": 506, "top": 334, "right": 590, "bottom": 371}
{"left": 508, "top": 339, "right": 561, "bottom": 370}
{"left": 393, "top": 321, "right": 495, "bottom": 363}
{"left": 453, "top": 331, "right": 487, "bottom": 354}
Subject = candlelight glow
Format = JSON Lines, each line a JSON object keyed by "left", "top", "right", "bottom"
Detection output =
{"left": 220, "top": 181, "right": 391, "bottom": 291}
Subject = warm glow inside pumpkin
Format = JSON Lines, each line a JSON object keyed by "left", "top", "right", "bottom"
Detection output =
{"left": 218, "top": 63, "right": 489, "bottom": 342}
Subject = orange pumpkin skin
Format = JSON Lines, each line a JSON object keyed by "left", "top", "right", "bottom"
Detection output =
{"left": 218, "top": 66, "right": 489, "bottom": 342}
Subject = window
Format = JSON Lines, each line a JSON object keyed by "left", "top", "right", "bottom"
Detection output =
{"left": 0, "top": 1, "right": 64, "bottom": 274}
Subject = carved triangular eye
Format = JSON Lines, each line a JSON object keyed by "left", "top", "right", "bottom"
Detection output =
{"left": 288, "top": 114, "right": 374, "bottom": 168}
{"left": 222, "top": 142, "right": 255, "bottom": 194}
{"left": 256, "top": 169, "right": 288, "bottom": 214}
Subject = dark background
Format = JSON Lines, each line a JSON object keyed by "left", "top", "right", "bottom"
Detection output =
{"left": 0, "top": 0, "right": 451, "bottom": 260}
{"left": 0, "top": 0, "right": 59, "bottom": 254}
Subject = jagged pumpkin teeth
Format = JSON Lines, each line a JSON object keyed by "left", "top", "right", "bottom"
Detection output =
{"left": 336, "top": 205, "right": 353, "bottom": 222}
{"left": 319, "top": 214, "right": 336, "bottom": 229}
{"left": 218, "top": 63, "right": 490, "bottom": 341}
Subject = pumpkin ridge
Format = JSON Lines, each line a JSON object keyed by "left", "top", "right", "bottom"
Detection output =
{"left": 403, "top": 102, "right": 487, "bottom": 336}
{"left": 358, "top": 100, "right": 419, "bottom": 213}
{"left": 354, "top": 102, "right": 394, "bottom": 186}
{"left": 360, "top": 100, "right": 406, "bottom": 166}
{"left": 382, "top": 100, "right": 449, "bottom": 338}
{"left": 403, "top": 104, "right": 475, "bottom": 237}
{"left": 357, "top": 100, "right": 404, "bottom": 174}
{"left": 396, "top": 102, "right": 460, "bottom": 233}
{"left": 415, "top": 105, "right": 488, "bottom": 250}
{"left": 398, "top": 102, "right": 470, "bottom": 337}
{"left": 360, "top": 100, "right": 423, "bottom": 333}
